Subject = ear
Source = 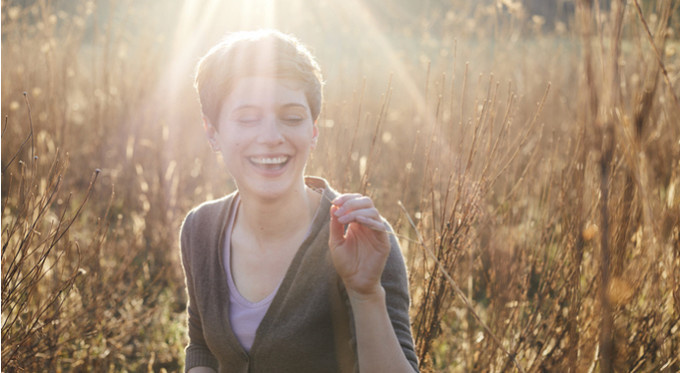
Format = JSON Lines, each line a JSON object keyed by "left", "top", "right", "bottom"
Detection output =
{"left": 202, "top": 115, "right": 220, "bottom": 152}
{"left": 311, "top": 121, "right": 319, "bottom": 149}
{"left": 202, "top": 115, "right": 216, "bottom": 136}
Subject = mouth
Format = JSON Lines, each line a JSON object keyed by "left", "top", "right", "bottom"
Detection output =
{"left": 248, "top": 155, "right": 290, "bottom": 171}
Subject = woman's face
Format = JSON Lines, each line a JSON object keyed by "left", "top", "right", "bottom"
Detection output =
{"left": 208, "top": 76, "right": 318, "bottom": 200}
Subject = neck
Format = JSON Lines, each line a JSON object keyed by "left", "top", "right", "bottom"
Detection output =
{"left": 236, "top": 180, "right": 320, "bottom": 244}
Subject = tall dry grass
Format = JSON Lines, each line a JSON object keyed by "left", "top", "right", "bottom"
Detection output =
{"left": 2, "top": 0, "right": 679, "bottom": 372}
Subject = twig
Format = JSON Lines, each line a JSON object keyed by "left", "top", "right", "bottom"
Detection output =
{"left": 632, "top": 0, "right": 680, "bottom": 112}
{"left": 23, "top": 92, "right": 35, "bottom": 162}
{"left": 492, "top": 83, "right": 550, "bottom": 185}
{"left": 311, "top": 186, "right": 421, "bottom": 245}
{"left": 598, "top": 121, "right": 615, "bottom": 373}
{"left": 360, "top": 75, "right": 393, "bottom": 194}
{"left": 1, "top": 99, "right": 36, "bottom": 174}
{"left": 397, "top": 200, "right": 526, "bottom": 373}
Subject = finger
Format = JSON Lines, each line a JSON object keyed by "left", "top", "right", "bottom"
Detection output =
{"left": 336, "top": 207, "right": 381, "bottom": 226}
{"left": 354, "top": 215, "right": 388, "bottom": 232}
{"left": 329, "top": 205, "right": 346, "bottom": 248}
{"left": 331, "top": 193, "right": 364, "bottom": 207}
{"left": 346, "top": 216, "right": 391, "bottom": 249}
{"left": 333, "top": 196, "right": 375, "bottom": 217}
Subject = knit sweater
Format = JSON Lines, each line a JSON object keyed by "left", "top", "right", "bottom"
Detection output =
{"left": 180, "top": 177, "right": 419, "bottom": 372}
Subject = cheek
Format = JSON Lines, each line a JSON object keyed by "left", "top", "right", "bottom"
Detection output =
{"left": 217, "top": 137, "right": 238, "bottom": 156}
{"left": 218, "top": 130, "right": 243, "bottom": 148}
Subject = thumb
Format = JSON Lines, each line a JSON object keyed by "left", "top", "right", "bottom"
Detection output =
{"left": 329, "top": 205, "right": 345, "bottom": 248}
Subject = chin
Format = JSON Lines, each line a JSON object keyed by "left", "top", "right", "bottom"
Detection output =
{"left": 246, "top": 178, "right": 303, "bottom": 200}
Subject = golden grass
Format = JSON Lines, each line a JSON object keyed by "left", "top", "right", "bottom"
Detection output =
{"left": 2, "top": 0, "right": 679, "bottom": 371}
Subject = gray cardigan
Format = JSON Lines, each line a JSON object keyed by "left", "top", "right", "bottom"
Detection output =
{"left": 180, "top": 177, "right": 419, "bottom": 372}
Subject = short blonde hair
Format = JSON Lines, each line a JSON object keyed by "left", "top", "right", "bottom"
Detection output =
{"left": 194, "top": 29, "right": 324, "bottom": 125}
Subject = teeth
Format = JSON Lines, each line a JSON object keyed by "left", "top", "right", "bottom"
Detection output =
{"left": 250, "top": 156, "right": 288, "bottom": 165}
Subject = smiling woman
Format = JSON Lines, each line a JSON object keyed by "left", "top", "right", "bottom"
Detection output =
{"left": 180, "top": 29, "right": 419, "bottom": 372}
{"left": 205, "top": 76, "right": 318, "bottom": 201}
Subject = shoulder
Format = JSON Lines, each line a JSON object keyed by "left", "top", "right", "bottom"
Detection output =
{"left": 179, "top": 192, "right": 236, "bottom": 262}
{"left": 181, "top": 193, "right": 236, "bottom": 235}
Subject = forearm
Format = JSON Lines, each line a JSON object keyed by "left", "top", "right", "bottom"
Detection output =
{"left": 349, "top": 286, "right": 417, "bottom": 373}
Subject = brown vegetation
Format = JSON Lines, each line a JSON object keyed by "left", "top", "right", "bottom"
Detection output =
{"left": 2, "top": 0, "right": 679, "bottom": 371}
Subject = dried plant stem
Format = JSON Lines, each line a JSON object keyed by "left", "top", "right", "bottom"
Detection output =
{"left": 598, "top": 123, "right": 615, "bottom": 373}
{"left": 360, "top": 75, "right": 393, "bottom": 194}
{"left": 632, "top": 0, "right": 680, "bottom": 113}
{"left": 2, "top": 103, "right": 35, "bottom": 174}
{"left": 343, "top": 78, "right": 366, "bottom": 183}
{"left": 491, "top": 83, "right": 550, "bottom": 185}
{"left": 23, "top": 92, "right": 35, "bottom": 162}
{"left": 310, "top": 186, "right": 421, "bottom": 246}
{"left": 397, "top": 201, "right": 526, "bottom": 373}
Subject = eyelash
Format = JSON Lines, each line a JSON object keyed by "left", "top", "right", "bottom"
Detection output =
{"left": 237, "top": 115, "right": 305, "bottom": 125}
{"left": 283, "top": 116, "right": 304, "bottom": 124}
{"left": 238, "top": 117, "right": 259, "bottom": 124}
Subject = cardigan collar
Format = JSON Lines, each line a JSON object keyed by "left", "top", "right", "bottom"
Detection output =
{"left": 212, "top": 176, "right": 337, "bottom": 358}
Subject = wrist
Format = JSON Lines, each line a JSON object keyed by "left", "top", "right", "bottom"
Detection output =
{"left": 345, "top": 285, "right": 385, "bottom": 305}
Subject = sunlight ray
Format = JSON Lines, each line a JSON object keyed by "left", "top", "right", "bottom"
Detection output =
{"left": 239, "top": 0, "right": 277, "bottom": 30}
{"left": 338, "top": 0, "right": 428, "bottom": 118}
{"left": 335, "top": 0, "right": 461, "bottom": 169}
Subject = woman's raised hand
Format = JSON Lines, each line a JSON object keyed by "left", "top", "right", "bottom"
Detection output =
{"left": 329, "top": 193, "right": 391, "bottom": 299}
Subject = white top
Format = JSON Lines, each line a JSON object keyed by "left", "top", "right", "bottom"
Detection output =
{"left": 223, "top": 197, "right": 279, "bottom": 352}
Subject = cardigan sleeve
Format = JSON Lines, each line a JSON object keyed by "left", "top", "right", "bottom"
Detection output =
{"left": 180, "top": 210, "right": 220, "bottom": 372}
{"left": 382, "top": 222, "right": 420, "bottom": 372}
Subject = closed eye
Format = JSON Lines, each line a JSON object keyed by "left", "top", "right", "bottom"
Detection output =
{"left": 237, "top": 116, "right": 260, "bottom": 124}
{"left": 231, "top": 107, "right": 261, "bottom": 125}
{"left": 281, "top": 114, "right": 304, "bottom": 123}
{"left": 279, "top": 105, "right": 308, "bottom": 125}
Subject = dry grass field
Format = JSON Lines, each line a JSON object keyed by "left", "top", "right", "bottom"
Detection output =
{"left": 2, "top": 0, "right": 679, "bottom": 371}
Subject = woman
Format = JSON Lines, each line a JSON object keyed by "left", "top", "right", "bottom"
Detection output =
{"left": 181, "top": 29, "right": 418, "bottom": 372}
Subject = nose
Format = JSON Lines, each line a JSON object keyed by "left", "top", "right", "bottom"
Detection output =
{"left": 256, "top": 115, "right": 285, "bottom": 145}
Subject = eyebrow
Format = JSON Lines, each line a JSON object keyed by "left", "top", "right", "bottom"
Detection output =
{"left": 231, "top": 104, "right": 260, "bottom": 111}
{"left": 279, "top": 103, "right": 307, "bottom": 109}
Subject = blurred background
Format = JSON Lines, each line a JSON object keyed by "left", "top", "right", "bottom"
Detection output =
{"left": 2, "top": 0, "right": 679, "bottom": 371}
